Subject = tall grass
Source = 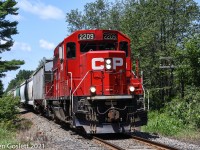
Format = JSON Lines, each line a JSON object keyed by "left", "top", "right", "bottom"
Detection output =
{"left": 0, "top": 127, "right": 17, "bottom": 149}
{"left": 143, "top": 111, "right": 200, "bottom": 142}
{"left": 0, "top": 95, "right": 20, "bottom": 149}
{"left": 142, "top": 111, "right": 185, "bottom": 136}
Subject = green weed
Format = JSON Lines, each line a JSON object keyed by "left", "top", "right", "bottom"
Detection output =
{"left": 142, "top": 111, "right": 185, "bottom": 136}
{"left": 0, "top": 127, "right": 17, "bottom": 150}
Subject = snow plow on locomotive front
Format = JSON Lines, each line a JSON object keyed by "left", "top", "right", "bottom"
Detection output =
{"left": 49, "top": 30, "right": 148, "bottom": 134}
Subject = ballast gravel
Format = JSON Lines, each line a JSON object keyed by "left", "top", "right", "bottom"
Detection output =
{"left": 17, "top": 109, "right": 107, "bottom": 150}
{"left": 17, "top": 109, "right": 200, "bottom": 150}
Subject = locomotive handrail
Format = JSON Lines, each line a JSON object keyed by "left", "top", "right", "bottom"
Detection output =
{"left": 132, "top": 70, "right": 146, "bottom": 110}
{"left": 68, "top": 72, "right": 73, "bottom": 98}
{"left": 142, "top": 84, "right": 146, "bottom": 110}
{"left": 68, "top": 72, "right": 73, "bottom": 115}
{"left": 132, "top": 70, "right": 137, "bottom": 78}
{"left": 72, "top": 70, "right": 91, "bottom": 95}
{"left": 68, "top": 72, "right": 73, "bottom": 92}
{"left": 71, "top": 70, "right": 91, "bottom": 115}
{"left": 141, "top": 71, "right": 146, "bottom": 110}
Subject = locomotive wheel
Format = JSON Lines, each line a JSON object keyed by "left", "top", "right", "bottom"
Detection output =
{"left": 38, "top": 106, "right": 45, "bottom": 116}
{"left": 52, "top": 113, "right": 60, "bottom": 123}
{"left": 134, "top": 126, "right": 141, "bottom": 132}
{"left": 33, "top": 105, "right": 40, "bottom": 114}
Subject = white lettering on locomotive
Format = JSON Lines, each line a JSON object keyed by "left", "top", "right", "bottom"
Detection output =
{"left": 92, "top": 58, "right": 104, "bottom": 70}
{"left": 113, "top": 58, "right": 123, "bottom": 69}
{"left": 92, "top": 58, "right": 123, "bottom": 70}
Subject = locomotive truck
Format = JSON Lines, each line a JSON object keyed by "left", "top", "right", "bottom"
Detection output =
{"left": 14, "top": 30, "right": 147, "bottom": 134}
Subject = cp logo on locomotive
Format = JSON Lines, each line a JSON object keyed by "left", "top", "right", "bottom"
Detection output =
{"left": 92, "top": 58, "right": 123, "bottom": 70}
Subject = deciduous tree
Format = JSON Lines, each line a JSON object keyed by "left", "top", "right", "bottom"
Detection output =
{"left": 66, "top": 0, "right": 200, "bottom": 108}
{"left": 6, "top": 69, "right": 33, "bottom": 92}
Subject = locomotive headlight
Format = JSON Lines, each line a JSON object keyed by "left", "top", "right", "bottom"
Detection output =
{"left": 129, "top": 86, "right": 135, "bottom": 92}
{"left": 106, "top": 59, "right": 111, "bottom": 64}
{"left": 106, "top": 64, "right": 112, "bottom": 70}
{"left": 105, "top": 58, "right": 112, "bottom": 70}
{"left": 90, "top": 86, "right": 96, "bottom": 93}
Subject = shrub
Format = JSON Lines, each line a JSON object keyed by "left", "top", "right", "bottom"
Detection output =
{"left": 0, "top": 95, "right": 19, "bottom": 148}
{"left": 0, "top": 95, "right": 20, "bottom": 123}
{"left": 143, "top": 111, "right": 185, "bottom": 136}
{"left": 165, "top": 86, "right": 200, "bottom": 128}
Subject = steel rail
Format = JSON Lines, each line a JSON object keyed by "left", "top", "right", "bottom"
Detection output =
{"left": 131, "top": 135, "right": 178, "bottom": 150}
{"left": 92, "top": 136, "right": 125, "bottom": 150}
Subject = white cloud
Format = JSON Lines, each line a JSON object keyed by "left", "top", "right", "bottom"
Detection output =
{"left": 13, "top": 42, "right": 32, "bottom": 52}
{"left": 39, "top": 39, "right": 55, "bottom": 50}
{"left": 17, "top": 0, "right": 65, "bottom": 20}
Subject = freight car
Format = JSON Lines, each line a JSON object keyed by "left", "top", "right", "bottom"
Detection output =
{"left": 14, "top": 30, "right": 147, "bottom": 134}
{"left": 16, "top": 59, "right": 53, "bottom": 108}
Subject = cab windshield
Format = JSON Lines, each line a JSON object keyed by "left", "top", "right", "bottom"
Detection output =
{"left": 80, "top": 42, "right": 117, "bottom": 53}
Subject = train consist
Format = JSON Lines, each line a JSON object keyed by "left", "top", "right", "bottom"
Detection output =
{"left": 13, "top": 30, "right": 147, "bottom": 134}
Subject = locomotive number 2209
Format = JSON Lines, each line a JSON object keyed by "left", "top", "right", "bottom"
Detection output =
{"left": 78, "top": 33, "right": 95, "bottom": 40}
{"left": 103, "top": 33, "right": 117, "bottom": 40}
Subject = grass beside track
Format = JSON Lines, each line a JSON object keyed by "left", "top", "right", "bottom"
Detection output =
{"left": 0, "top": 119, "right": 33, "bottom": 150}
{"left": 0, "top": 127, "right": 17, "bottom": 150}
{"left": 142, "top": 111, "right": 200, "bottom": 143}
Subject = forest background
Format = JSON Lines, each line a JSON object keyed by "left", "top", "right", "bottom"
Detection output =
{"left": 1, "top": 0, "right": 200, "bottom": 140}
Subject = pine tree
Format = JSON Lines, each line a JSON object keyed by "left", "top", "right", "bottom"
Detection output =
{"left": 0, "top": 0, "right": 24, "bottom": 95}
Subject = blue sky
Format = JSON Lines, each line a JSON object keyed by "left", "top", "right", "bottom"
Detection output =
{"left": 1, "top": 0, "right": 200, "bottom": 90}
{"left": 2, "top": 0, "right": 98, "bottom": 89}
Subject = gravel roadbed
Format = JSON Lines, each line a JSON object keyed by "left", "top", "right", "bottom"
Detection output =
{"left": 17, "top": 109, "right": 200, "bottom": 150}
{"left": 17, "top": 109, "right": 107, "bottom": 150}
{"left": 132, "top": 132, "right": 200, "bottom": 150}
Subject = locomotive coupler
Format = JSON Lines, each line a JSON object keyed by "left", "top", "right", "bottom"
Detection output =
{"left": 108, "top": 109, "right": 119, "bottom": 122}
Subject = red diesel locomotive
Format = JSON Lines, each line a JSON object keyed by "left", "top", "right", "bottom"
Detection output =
{"left": 16, "top": 29, "right": 147, "bottom": 134}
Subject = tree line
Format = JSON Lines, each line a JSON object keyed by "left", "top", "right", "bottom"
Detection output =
{"left": 2, "top": 0, "right": 199, "bottom": 108}
{"left": 0, "top": 0, "right": 200, "bottom": 129}
{"left": 66, "top": 0, "right": 200, "bottom": 128}
{"left": 66, "top": 0, "right": 200, "bottom": 108}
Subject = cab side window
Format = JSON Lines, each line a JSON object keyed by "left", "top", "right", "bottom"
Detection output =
{"left": 119, "top": 41, "right": 128, "bottom": 57}
{"left": 66, "top": 42, "right": 76, "bottom": 58}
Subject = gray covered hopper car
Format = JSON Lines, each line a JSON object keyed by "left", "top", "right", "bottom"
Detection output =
{"left": 26, "top": 77, "right": 33, "bottom": 105}
{"left": 14, "top": 59, "right": 53, "bottom": 109}
{"left": 32, "top": 59, "right": 53, "bottom": 110}
{"left": 19, "top": 81, "right": 26, "bottom": 103}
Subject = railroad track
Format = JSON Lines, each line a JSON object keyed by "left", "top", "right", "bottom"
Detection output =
{"left": 131, "top": 135, "right": 178, "bottom": 150}
{"left": 18, "top": 108, "right": 179, "bottom": 150}
{"left": 93, "top": 136, "right": 125, "bottom": 150}
{"left": 92, "top": 134, "right": 178, "bottom": 150}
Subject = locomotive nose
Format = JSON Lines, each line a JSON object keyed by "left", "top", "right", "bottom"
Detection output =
{"left": 104, "top": 57, "right": 123, "bottom": 71}
{"left": 87, "top": 51, "right": 127, "bottom": 95}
